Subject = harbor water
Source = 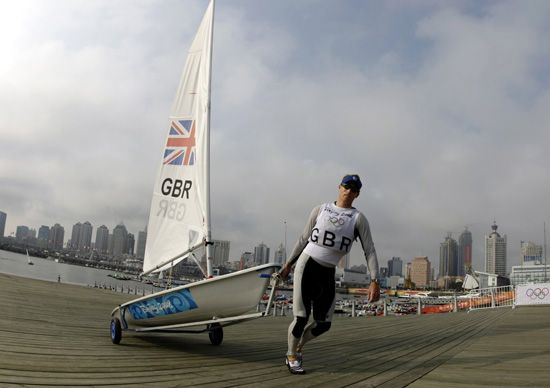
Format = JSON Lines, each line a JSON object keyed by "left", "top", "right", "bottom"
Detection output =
{"left": 0, "top": 249, "right": 163, "bottom": 295}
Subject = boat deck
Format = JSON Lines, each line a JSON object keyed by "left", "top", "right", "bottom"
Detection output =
{"left": 1, "top": 273, "right": 549, "bottom": 387}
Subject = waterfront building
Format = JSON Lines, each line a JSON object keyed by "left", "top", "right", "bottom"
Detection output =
{"left": 274, "top": 243, "right": 286, "bottom": 265}
{"left": 335, "top": 267, "right": 368, "bottom": 287}
{"left": 16, "top": 225, "right": 30, "bottom": 242}
{"left": 38, "top": 226, "right": 50, "bottom": 241}
{"left": 510, "top": 263, "right": 550, "bottom": 285}
{"left": 70, "top": 222, "right": 81, "bottom": 249}
{"left": 0, "top": 211, "right": 6, "bottom": 238}
{"left": 79, "top": 221, "right": 93, "bottom": 249}
{"left": 254, "top": 242, "right": 270, "bottom": 265}
{"left": 212, "top": 239, "right": 230, "bottom": 267}
{"left": 50, "top": 223, "right": 65, "bottom": 252}
{"left": 440, "top": 234, "right": 458, "bottom": 277}
{"left": 388, "top": 257, "right": 403, "bottom": 276}
{"left": 111, "top": 222, "right": 128, "bottom": 256}
{"left": 239, "top": 252, "right": 255, "bottom": 270}
{"left": 520, "top": 241, "right": 543, "bottom": 265}
{"left": 127, "top": 233, "right": 135, "bottom": 255}
{"left": 136, "top": 228, "right": 147, "bottom": 259}
{"left": 411, "top": 256, "right": 431, "bottom": 288}
{"left": 95, "top": 225, "right": 109, "bottom": 254}
{"left": 485, "top": 221, "right": 507, "bottom": 277}
{"left": 458, "top": 228, "right": 472, "bottom": 276}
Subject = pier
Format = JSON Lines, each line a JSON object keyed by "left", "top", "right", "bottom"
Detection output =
{"left": 1, "top": 273, "right": 549, "bottom": 387}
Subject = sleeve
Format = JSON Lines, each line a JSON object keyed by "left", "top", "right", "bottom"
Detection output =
{"left": 355, "top": 212, "right": 379, "bottom": 279}
{"left": 287, "top": 205, "right": 321, "bottom": 266}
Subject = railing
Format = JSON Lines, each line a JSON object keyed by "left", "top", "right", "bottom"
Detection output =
{"left": 466, "top": 285, "right": 515, "bottom": 312}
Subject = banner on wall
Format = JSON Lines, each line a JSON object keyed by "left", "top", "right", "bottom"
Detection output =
{"left": 516, "top": 283, "right": 550, "bottom": 306}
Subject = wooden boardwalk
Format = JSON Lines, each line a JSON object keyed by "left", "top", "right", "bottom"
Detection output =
{"left": 0, "top": 273, "right": 549, "bottom": 387}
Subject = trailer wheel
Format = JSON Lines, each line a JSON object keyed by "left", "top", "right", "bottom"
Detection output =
{"left": 111, "top": 317, "right": 122, "bottom": 344}
{"left": 207, "top": 323, "right": 223, "bottom": 345}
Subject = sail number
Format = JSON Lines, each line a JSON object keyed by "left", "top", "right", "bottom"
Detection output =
{"left": 157, "top": 199, "right": 186, "bottom": 221}
{"left": 161, "top": 178, "right": 192, "bottom": 198}
{"left": 156, "top": 179, "right": 193, "bottom": 221}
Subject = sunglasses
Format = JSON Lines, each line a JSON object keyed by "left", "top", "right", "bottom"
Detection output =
{"left": 341, "top": 183, "right": 360, "bottom": 193}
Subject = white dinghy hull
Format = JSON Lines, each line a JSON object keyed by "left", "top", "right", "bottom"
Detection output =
{"left": 112, "top": 263, "right": 281, "bottom": 329}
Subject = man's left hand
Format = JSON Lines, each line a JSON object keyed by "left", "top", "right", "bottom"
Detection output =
{"left": 367, "top": 281, "right": 380, "bottom": 303}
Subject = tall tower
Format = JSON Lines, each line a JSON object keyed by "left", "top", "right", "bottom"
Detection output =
{"left": 411, "top": 256, "right": 431, "bottom": 287}
{"left": 50, "top": 223, "right": 65, "bottom": 252}
{"left": 79, "top": 221, "right": 93, "bottom": 249}
{"left": 388, "top": 257, "right": 403, "bottom": 276}
{"left": 521, "top": 241, "right": 542, "bottom": 265}
{"left": 458, "top": 228, "right": 472, "bottom": 276}
{"left": 254, "top": 242, "right": 270, "bottom": 265}
{"left": 485, "top": 221, "right": 507, "bottom": 276}
{"left": 137, "top": 227, "right": 147, "bottom": 259}
{"left": 0, "top": 211, "right": 6, "bottom": 238}
{"left": 440, "top": 234, "right": 458, "bottom": 277}
{"left": 112, "top": 222, "right": 128, "bottom": 256}
{"left": 274, "top": 243, "right": 286, "bottom": 265}
{"left": 95, "top": 225, "right": 110, "bottom": 254}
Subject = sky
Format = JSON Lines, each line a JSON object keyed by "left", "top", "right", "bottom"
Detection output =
{"left": 1, "top": 0, "right": 549, "bottom": 275}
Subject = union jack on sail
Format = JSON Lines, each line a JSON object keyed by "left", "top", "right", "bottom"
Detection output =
{"left": 163, "top": 120, "right": 196, "bottom": 166}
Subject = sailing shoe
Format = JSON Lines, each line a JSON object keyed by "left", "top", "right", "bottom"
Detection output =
{"left": 296, "top": 352, "right": 303, "bottom": 367}
{"left": 286, "top": 356, "right": 306, "bottom": 375}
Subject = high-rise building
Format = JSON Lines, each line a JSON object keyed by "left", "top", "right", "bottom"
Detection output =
{"left": 38, "top": 226, "right": 50, "bottom": 241}
{"left": 254, "top": 242, "right": 270, "bottom": 265}
{"left": 521, "top": 241, "right": 543, "bottom": 265}
{"left": 79, "top": 221, "right": 93, "bottom": 249}
{"left": 16, "top": 225, "right": 30, "bottom": 242}
{"left": 274, "top": 243, "right": 287, "bottom": 265}
{"left": 458, "top": 228, "right": 472, "bottom": 276}
{"left": 485, "top": 221, "right": 507, "bottom": 277}
{"left": 112, "top": 222, "right": 128, "bottom": 256}
{"left": 136, "top": 228, "right": 147, "bottom": 259}
{"left": 95, "top": 225, "right": 109, "bottom": 254}
{"left": 212, "top": 240, "right": 230, "bottom": 266}
{"left": 71, "top": 222, "right": 82, "bottom": 248}
{"left": 440, "top": 234, "right": 458, "bottom": 277}
{"left": 239, "top": 252, "right": 255, "bottom": 270}
{"left": 388, "top": 257, "right": 403, "bottom": 276}
{"left": 0, "top": 211, "right": 6, "bottom": 238}
{"left": 411, "top": 256, "right": 431, "bottom": 287}
{"left": 50, "top": 224, "right": 65, "bottom": 251}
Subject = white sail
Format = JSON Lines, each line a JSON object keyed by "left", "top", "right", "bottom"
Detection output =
{"left": 143, "top": 0, "right": 214, "bottom": 275}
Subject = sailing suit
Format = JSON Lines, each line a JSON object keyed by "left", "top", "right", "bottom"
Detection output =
{"left": 286, "top": 202, "right": 379, "bottom": 356}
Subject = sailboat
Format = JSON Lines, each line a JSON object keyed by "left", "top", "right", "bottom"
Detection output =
{"left": 110, "top": 0, "right": 281, "bottom": 345}
{"left": 26, "top": 249, "right": 34, "bottom": 265}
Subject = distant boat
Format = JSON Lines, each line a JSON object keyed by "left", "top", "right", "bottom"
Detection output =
{"left": 26, "top": 250, "right": 34, "bottom": 265}
{"left": 410, "top": 292, "right": 432, "bottom": 298}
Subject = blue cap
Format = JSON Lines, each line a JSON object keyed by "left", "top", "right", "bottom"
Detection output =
{"left": 341, "top": 175, "right": 362, "bottom": 190}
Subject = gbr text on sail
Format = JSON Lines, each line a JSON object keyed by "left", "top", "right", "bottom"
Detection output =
{"left": 156, "top": 178, "right": 192, "bottom": 221}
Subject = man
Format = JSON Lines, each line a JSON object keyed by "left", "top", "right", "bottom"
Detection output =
{"left": 280, "top": 174, "right": 380, "bottom": 374}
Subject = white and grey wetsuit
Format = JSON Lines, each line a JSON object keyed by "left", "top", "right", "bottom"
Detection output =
{"left": 286, "top": 202, "right": 379, "bottom": 356}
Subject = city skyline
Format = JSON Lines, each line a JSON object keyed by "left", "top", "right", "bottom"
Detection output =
{"left": 1, "top": 209, "right": 546, "bottom": 276}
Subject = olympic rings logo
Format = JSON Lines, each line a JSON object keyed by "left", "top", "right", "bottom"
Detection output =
{"left": 325, "top": 216, "right": 346, "bottom": 227}
{"left": 526, "top": 288, "right": 550, "bottom": 300}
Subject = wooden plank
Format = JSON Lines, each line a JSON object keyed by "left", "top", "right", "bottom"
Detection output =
{"left": 1, "top": 273, "right": 550, "bottom": 387}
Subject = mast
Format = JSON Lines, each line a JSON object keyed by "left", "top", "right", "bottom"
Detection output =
{"left": 205, "top": 0, "right": 215, "bottom": 278}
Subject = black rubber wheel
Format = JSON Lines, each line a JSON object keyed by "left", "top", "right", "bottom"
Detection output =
{"left": 110, "top": 317, "right": 122, "bottom": 344}
{"left": 207, "top": 323, "right": 223, "bottom": 345}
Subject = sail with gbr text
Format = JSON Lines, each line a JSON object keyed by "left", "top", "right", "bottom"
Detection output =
{"left": 143, "top": 1, "right": 214, "bottom": 275}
